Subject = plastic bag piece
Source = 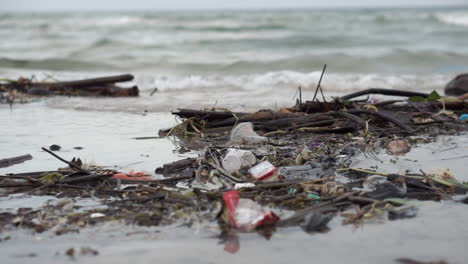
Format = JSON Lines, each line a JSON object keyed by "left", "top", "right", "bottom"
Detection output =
{"left": 388, "top": 206, "right": 418, "bottom": 221}
{"left": 300, "top": 211, "right": 333, "bottom": 233}
{"left": 229, "top": 122, "right": 267, "bottom": 145}
{"left": 222, "top": 190, "right": 279, "bottom": 232}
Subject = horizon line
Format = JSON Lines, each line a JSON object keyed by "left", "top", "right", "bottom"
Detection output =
{"left": 1, "top": 4, "right": 467, "bottom": 13}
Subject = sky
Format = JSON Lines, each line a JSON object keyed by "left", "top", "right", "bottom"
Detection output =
{"left": 0, "top": 0, "right": 466, "bottom": 12}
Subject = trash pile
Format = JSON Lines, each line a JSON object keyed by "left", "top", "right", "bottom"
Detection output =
{"left": 1, "top": 87, "right": 468, "bottom": 255}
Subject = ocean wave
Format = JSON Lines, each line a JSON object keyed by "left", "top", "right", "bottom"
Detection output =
{"left": 437, "top": 12, "right": 468, "bottom": 27}
{"left": 0, "top": 57, "right": 117, "bottom": 71}
{"left": 44, "top": 71, "right": 452, "bottom": 113}
{"left": 172, "top": 23, "right": 287, "bottom": 32}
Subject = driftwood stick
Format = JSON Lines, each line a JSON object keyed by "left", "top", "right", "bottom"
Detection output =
{"left": 59, "top": 174, "right": 112, "bottom": 184}
{"left": 0, "top": 154, "right": 32, "bottom": 168}
{"left": 41, "top": 147, "right": 92, "bottom": 175}
{"left": 312, "top": 64, "right": 327, "bottom": 102}
{"left": 348, "top": 109, "right": 414, "bottom": 133}
{"left": 173, "top": 109, "right": 248, "bottom": 121}
{"left": 1, "top": 170, "right": 73, "bottom": 179}
{"left": 341, "top": 88, "right": 429, "bottom": 101}
{"left": 329, "top": 111, "right": 367, "bottom": 127}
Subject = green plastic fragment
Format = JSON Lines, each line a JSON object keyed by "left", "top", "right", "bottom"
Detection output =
{"left": 408, "top": 90, "right": 441, "bottom": 103}
{"left": 384, "top": 198, "right": 408, "bottom": 205}
{"left": 39, "top": 172, "right": 64, "bottom": 183}
{"left": 288, "top": 188, "right": 298, "bottom": 194}
{"left": 307, "top": 194, "right": 321, "bottom": 200}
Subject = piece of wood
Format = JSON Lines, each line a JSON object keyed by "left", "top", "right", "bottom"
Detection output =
{"left": 348, "top": 109, "right": 414, "bottom": 133}
{"left": 0, "top": 154, "right": 32, "bottom": 168}
{"left": 340, "top": 88, "right": 429, "bottom": 101}
{"left": 173, "top": 109, "right": 248, "bottom": 121}
{"left": 33, "top": 74, "right": 134, "bottom": 89}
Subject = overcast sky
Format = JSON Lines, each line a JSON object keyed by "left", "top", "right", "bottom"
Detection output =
{"left": 0, "top": 0, "right": 467, "bottom": 12}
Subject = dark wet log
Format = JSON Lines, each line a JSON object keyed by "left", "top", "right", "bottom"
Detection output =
{"left": 253, "top": 113, "right": 333, "bottom": 131}
{"left": 61, "top": 84, "right": 139, "bottom": 97}
{"left": 33, "top": 74, "right": 134, "bottom": 89}
{"left": 299, "top": 102, "right": 343, "bottom": 113}
{"left": 173, "top": 109, "right": 248, "bottom": 121}
{"left": 0, "top": 154, "right": 32, "bottom": 168}
{"left": 329, "top": 111, "right": 366, "bottom": 127}
{"left": 59, "top": 174, "right": 112, "bottom": 184}
{"left": 3, "top": 74, "right": 139, "bottom": 97}
{"left": 206, "top": 111, "right": 305, "bottom": 128}
{"left": 340, "top": 88, "right": 429, "bottom": 101}
{"left": 155, "top": 158, "right": 197, "bottom": 175}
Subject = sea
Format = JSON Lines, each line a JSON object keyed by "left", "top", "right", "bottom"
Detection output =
{"left": 1, "top": 7, "right": 468, "bottom": 111}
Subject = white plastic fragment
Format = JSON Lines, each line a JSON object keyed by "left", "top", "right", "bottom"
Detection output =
{"left": 234, "top": 183, "right": 256, "bottom": 189}
{"left": 90, "top": 213, "right": 106, "bottom": 218}
{"left": 229, "top": 122, "right": 267, "bottom": 145}
{"left": 222, "top": 149, "right": 257, "bottom": 173}
{"left": 427, "top": 168, "right": 455, "bottom": 181}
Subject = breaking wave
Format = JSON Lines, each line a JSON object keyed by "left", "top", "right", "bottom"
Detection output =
{"left": 437, "top": 12, "right": 468, "bottom": 27}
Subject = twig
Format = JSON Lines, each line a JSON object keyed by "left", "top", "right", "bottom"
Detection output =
{"left": 348, "top": 109, "right": 414, "bottom": 133}
{"left": 41, "top": 147, "right": 91, "bottom": 175}
{"left": 329, "top": 111, "right": 366, "bottom": 127}
{"left": 312, "top": 64, "right": 327, "bottom": 102}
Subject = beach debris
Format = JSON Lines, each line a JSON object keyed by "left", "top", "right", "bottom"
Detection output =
{"left": 366, "top": 182, "right": 407, "bottom": 200}
{"left": 0, "top": 154, "right": 32, "bottom": 168}
{"left": 2, "top": 85, "right": 468, "bottom": 255}
{"left": 388, "top": 206, "right": 418, "bottom": 220}
{"left": 234, "top": 183, "right": 255, "bottom": 189}
{"left": 66, "top": 247, "right": 99, "bottom": 259}
{"left": 460, "top": 114, "right": 468, "bottom": 121}
{"left": 112, "top": 170, "right": 154, "bottom": 181}
{"left": 221, "top": 149, "right": 256, "bottom": 174}
{"left": 361, "top": 175, "right": 388, "bottom": 192}
{"left": 396, "top": 258, "right": 448, "bottom": 264}
{"left": 222, "top": 190, "right": 279, "bottom": 231}
{"left": 49, "top": 144, "right": 61, "bottom": 151}
{"left": 386, "top": 139, "right": 411, "bottom": 156}
{"left": 90, "top": 213, "right": 106, "bottom": 218}
{"left": 279, "top": 164, "right": 321, "bottom": 180}
{"left": 229, "top": 122, "right": 267, "bottom": 145}
{"left": 445, "top": 73, "right": 468, "bottom": 96}
{"left": 427, "top": 168, "right": 455, "bottom": 181}
{"left": 248, "top": 161, "right": 282, "bottom": 182}
{"left": 300, "top": 211, "right": 333, "bottom": 233}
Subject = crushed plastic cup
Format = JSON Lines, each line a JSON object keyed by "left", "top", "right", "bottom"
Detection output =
{"left": 248, "top": 161, "right": 282, "bottom": 182}
{"left": 222, "top": 149, "right": 256, "bottom": 174}
{"left": 222, "top": 190, "right": 279, "bottom": 231}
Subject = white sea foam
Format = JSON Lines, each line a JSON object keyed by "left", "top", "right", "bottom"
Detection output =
{"left": 38, "top": 71, "right": 451, "bottom": 113}
{"left": 437, "top": 12, "right": 468, "bottom": 27}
